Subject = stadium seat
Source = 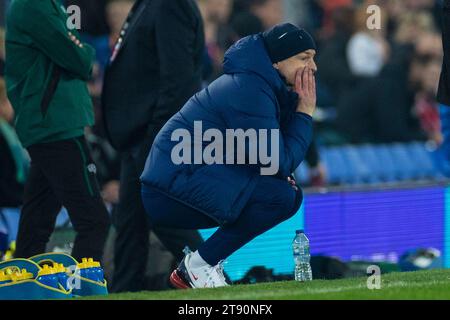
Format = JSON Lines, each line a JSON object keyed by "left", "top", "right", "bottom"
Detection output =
{"left": 294, "top": 162, "right": 310, "bottom": 185}
{"left": 319, "top": 147, "right": 352, "bottom": 185}
{"left": 313, "top": 142, "right": 447, "bottom": 186}
{"left": 339, "top": 145, "right": 372, "bottom": 184}
{"left": 407, "top": 142, "right": 444, "bottom": 180}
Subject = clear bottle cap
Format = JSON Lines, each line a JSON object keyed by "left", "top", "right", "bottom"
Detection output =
{"left": 295, "top": 230, "right": 304, "bottom": 234}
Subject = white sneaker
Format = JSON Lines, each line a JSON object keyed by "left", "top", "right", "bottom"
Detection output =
{"left": 170, "top": 252, "right": 229, "bottom": 289}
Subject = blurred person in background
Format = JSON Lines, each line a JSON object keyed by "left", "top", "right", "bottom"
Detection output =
{"left": 284, "top": 0, "right": 315, "bottom": 30}
{"left": 337, "top": 31, "right": 442, "bottom": 144}
{"left": 106, "top": 0, "right": 135, "bottom": 50}
{"left": 390, "top": 10, "right": 437, "bottom": 65}
{"left": 201, "top": 0, "right": 233, "bottom": 37}
{"left": 5, "top": 0, "right": 110, "bottom": 262}
{"left": 197, "top": 0, "right": 234, "bottom": 81}
{"left": 0, "top": 0, "right": 5, "bottom": 27}
{"left": 315, "top": 0, "right": 353, "bottom": 40}
{"left": 412, "top": 31, "right": 443, "bottom": 145}
{"left": 227, "top": 0, "right": 263, "bottom": 43}
{"left": 64, "top": 0, "right": 109, "bottom": 36}
{"left": 0, "top": 77, "right": 26, "bottom": 260}
{"left": 102, "top": 0, "right": 205, "bottom": 293}
{"left": 65, "top": 0, "right": 111, "bottom": 70}
{"left": 437, "top": 0, "right": 450, "bottom": 175}
{"left": 316, "top": 5, "right": 356, "bottom": 108}
{"left": 0, "top": 78, "right": 27, "bottom": 209}
{"left": 347, "top": 6, "right": 390, "bottom": 78}
{"left": 228, "top": 10, "right": 264, "bottom": 43}
{"left": 90, "top": 0, "right": 135, "bottom": 210}
{"left": 415, "top": 31, "right": 443, "bottom": 59}
{"left": 403, "top": 0, "right": 443, "bottom": 29}
{"left": 415, "top": 58, "right": 443, "bottom": 144}
{"left": 246, "top": 0, "right": 283, "bottom": 29}
{"left": 228, "top": 0, "right": 283, "bottom": 43}
{"left": 199, "top": 0, "right": 284, "bottom": 81}
{"left": 375, "top": 0, "right": 440, "bottom": 37}
{"left": 0, "top": 28, "right": 4, "bottom": 76}
{"left": 214, "top": 0, "right": 285, "bottom": 78}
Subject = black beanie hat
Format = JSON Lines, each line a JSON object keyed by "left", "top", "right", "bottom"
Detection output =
{"left": 262, "top": 23, "right": 316, "bottom": 63}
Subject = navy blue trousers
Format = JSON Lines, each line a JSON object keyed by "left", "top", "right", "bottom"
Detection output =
{"left": 141, "top": 176, "right": 302, "bottom": 266}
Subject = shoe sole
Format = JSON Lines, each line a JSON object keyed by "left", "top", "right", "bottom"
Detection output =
{"left": 170, "top": 269, "right": 192, "bottom": 289}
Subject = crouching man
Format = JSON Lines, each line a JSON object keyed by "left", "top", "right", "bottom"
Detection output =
{"left": 140, "top": 23, "right": 317, "bottom": 288}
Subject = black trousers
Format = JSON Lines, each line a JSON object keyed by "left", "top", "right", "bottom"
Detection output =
{"left": 15, "top": 136, "right": 110, "bottom": 262}
{"left": 111, "top": 138, "right": 203, "bottom": 293}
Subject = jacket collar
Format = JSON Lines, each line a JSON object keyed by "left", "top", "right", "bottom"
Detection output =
{"left": 108, "top": 0, "right": 149, "bottom": 65}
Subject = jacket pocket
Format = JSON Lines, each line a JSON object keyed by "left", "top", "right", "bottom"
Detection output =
{"left": 40, "top": 65, "right": 61, "bottom": 117}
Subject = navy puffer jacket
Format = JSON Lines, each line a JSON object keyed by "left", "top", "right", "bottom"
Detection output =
{"left": 141, "top": 34, "right": 313, "bottom": 225}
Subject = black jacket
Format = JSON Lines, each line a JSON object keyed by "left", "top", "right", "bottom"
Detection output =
{"left": 438, "top": 0, "right": 450, "bottom": 106}
{"left": 102, "top": 0, "right": 204, "bottom": 151}
{"left": 336, "top": 62, "right": 426, "bottom": 144}
{"left": 64, "top": 0, "right": 109, "bottom": 36}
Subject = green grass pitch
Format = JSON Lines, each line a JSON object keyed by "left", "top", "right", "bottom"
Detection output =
{"left": 86, "top": 269, "right": 450, "bottom": 300}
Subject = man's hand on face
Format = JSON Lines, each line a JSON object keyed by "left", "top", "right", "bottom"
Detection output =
{"left": 295, "top": 67, "right": 316, "bottom": 117}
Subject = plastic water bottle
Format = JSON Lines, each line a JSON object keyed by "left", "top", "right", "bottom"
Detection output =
{"left": 37, "top": 265, "right": 59, "bottom": 288}
{"left": 53, "top": 263, "right": 70, "bottom": 290}
{"left": 10, "top": 268, "right": 34, "bottom": 283}
{"left": 78, "top": 258, "right": 97, "bottom": 281}
{"left": 293, "top": 230, "right": 312, "bottom": 282}
{"left": 89, "top": 259, "right": 105, "bottom": 283}
{"left": 0, "top": 271, "right": 11, "bottom": 285}
{"left": 77, "top": 258, "right": 104, "bottom": 282}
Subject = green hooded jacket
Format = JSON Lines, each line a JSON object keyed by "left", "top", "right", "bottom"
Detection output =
{"left": 5, "top": 0, "right": 96, "bottom": 147}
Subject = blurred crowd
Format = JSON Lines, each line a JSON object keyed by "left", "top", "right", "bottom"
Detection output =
{"left": 0, "top": 0, "right": 446, "bottom": 202}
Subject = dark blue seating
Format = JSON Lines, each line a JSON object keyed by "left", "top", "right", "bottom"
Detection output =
{"left": 297, "top": 142, "right": 447, "bottom": 186}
